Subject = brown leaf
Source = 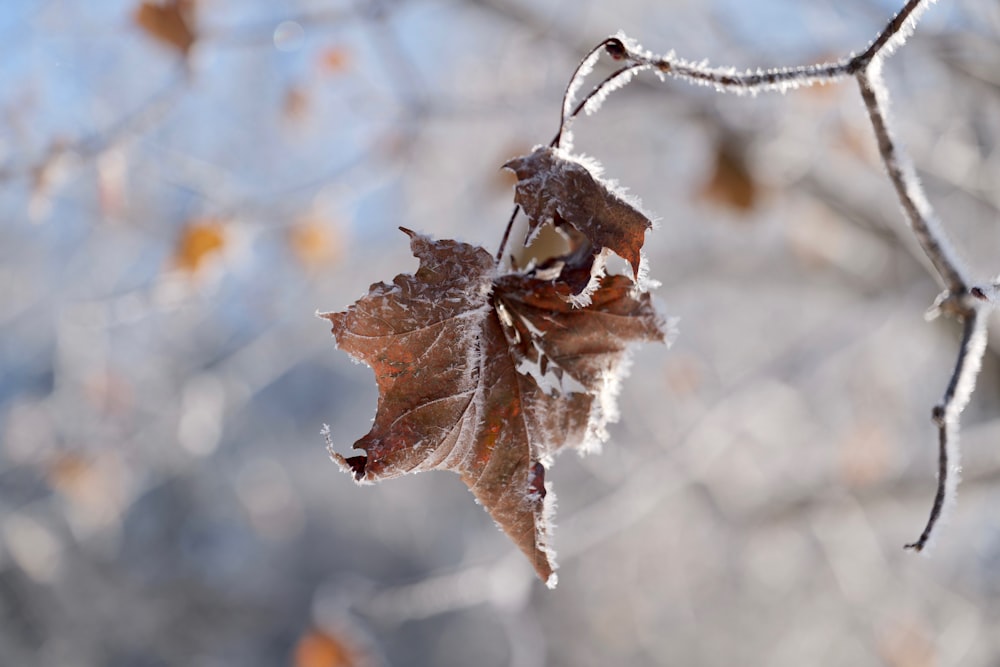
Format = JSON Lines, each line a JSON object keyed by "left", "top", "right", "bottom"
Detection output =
{"left": 503, "top": 146, "right": 652, "bottom": 278}
{"left": 698, "top": 137, "right": 758, "bottom": 212}
{"left": 321, "top": 229, "right": 665, "bottom": 585}
{"left": 135, "top": 0, "right": 197, "bottom": 57}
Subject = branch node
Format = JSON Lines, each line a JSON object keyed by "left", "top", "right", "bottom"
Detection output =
{"left": 931, "top": 404, "right": 945, "bottom": 426}
{"left": 605, "top": 38, "right": 627, "bottom": 60}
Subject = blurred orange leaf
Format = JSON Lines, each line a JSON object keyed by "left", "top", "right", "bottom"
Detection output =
{"left": 698, "top": 137, "right": 758, "bottom": 213}
{"left": 293, "top": 628, "right": 363, "bottom": 667}
{"left": 288, "top": 220, "right": 340, "bottom": 270}
{"left": 135, "top": 0, "right": 197, "bottom": 57}
{"left": 173, "top": 219, "right": 226, "bottom": 273}
{"left": 318, "top": 46, "right": 351, "bottom": 74}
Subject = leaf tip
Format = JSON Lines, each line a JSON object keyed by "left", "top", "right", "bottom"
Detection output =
{"left": 332, "top": 451, "right": 369, "bottom": 483}
{"left": 323, "top": 424, "right": 371, "bottom": 483}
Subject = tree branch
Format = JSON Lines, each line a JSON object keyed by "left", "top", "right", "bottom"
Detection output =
{"left": 905, "top": 306, "right": 989, "bottom": 550}
{"left": 856, "top": 67, "right": 967, "bottom": 293}
{"left": 563, "top": 0, "right": 996, "bottom": 551}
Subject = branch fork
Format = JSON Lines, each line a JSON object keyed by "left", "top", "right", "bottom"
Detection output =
{"left": 550, "top": 0, "right": 995, "bottom": 550}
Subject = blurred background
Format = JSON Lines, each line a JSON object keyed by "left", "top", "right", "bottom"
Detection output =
{"left": 2, "top": 0, "right": 1000, "bottom": 665}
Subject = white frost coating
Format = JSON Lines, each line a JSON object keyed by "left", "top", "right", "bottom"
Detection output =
{"left": 553, "top": 146, "right": 605, "bottom": 178}
{"left": 921, "top": 311, "right": 988, "bottom": 551}
{"left": 567, "top": 248, "right": 609, "bottom": 309}
{"left": 943, "top": 313, "right": 989, "bottom": 423}
{"left": 517, "top": 462, "right": 558, "bottom": 588}
{"left": 861, "top": 64, "right": 969, "bottom": 289}
{"left": 537, "top": 482, "right": 559, "bottom": 589}
{"left": 560, "top": 45, "right": 605, "bottom": 151}
{"left": 563, "top": 47, "right": 603, "bottom": 124}
{"left": 614, "top": 31, "right": 654, "bottom": 64}
{"left": 918, "top": 422, "right": 962, "bottom": 555}
{"left": 323, "top": 423, "right": 376, "bottom": 486}
{"left": 551, "top": 146, "right": 654, "bottom": 228}
{"left": 581, "top": 65, "right": 648, "bottom": 116}
{"left": 515, "top": 342, "right": 588, "bottom": 396}
{"left": 866, "top": 0, "right": 939, "bottom": 64}
{"left": 616, "top": 30, "right": 849, "bottom": 96}
{"left": 632, "top": 253, "right": 660, "bottom": 294}
{"left": 577, "top": 354, "right": 631, "bottom": 456}
{"left": 663, "top": 315, "right": 681, "bottom": 348}
{"left": 321, "top": 423, "right": 333, "bottom": 454}
{"left": 617, "top": 3, "right": 941, "bottom": 97}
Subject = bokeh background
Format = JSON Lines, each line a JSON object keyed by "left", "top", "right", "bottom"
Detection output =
{"left": 3, "top": 0, "right": 1000, "bottom": 665}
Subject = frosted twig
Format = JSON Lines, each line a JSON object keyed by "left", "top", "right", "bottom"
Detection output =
{"left": 905, "top": 306, "right": 989, "bottom": 551}
{"left": 555, "top": 38, "right": 618, "bottom": 148}
{"left": 856, "top": 67, "right": 967, "bottom": 292}
{"left": 550, "top": 62, "right": 648, "bottom": 149}
{"left": 561, "top": 0, "right": 996, "bottom": 551}
{"left": 605, "top": 0, "right": 939, "bottom": 96}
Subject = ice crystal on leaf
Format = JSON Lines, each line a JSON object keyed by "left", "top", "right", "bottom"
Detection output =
{"left": 320, "top": 227, "right": 666, "bottom": 585}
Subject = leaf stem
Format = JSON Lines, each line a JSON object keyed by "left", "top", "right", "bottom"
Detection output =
{"left": 495, "top": 204, "right": 521, "bottom": 263}
{"left": 549, "top": 62, "right": 648, "bottom": 148}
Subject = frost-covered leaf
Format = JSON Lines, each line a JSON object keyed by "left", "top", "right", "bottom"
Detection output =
{"left": 320, "top": 229, "right": 665, "bottom": 585}
{"left": 503, "top": 146, "right": 653, "bottom": 278}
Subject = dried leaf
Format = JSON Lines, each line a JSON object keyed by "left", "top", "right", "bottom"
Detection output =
{"left": 698, "top": 137, "right": 758, "bottom": 212}
{"left": 504, "top": 146, "right": 652, "bottom": 278}
{"left": 321, "top": 229, "right": 665, "bottom": 585}
{"left": 135, "top": 0, "right": 197, "bottom": 57}
{"left": 173, "top": 219, "right": 226, "bottom": 273}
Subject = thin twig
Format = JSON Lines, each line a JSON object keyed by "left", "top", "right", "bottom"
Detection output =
{"left": 497, "top": 53, "right": 647, "bottom": 263}
{"left": 609, "top": 1, "right": 939, "bottom": 95}
{"left": 906, "top": 307, "right": 989, "bottom": 550}
{"left": 495, "top": 204, "right": 521, "bottom": 263}
{"left": 564, "top": 0, "right": 996, "bottom": 551}
{"left": 856, "top": 67, "right": 967, "bottom": 292}
{"left": 549, "top": 62, "right": 648, "bottom": 148}
{"left": 555, "top": 38, "right": 619, "bottom": 148}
